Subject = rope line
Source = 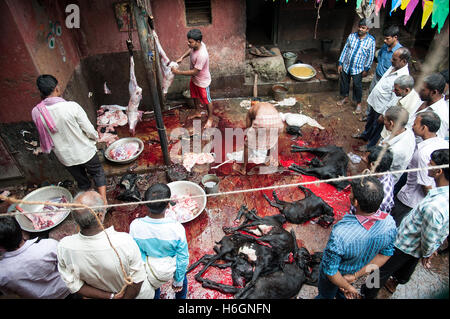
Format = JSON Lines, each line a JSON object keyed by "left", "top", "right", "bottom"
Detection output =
{"left": 1, "top": 164, "right": 447, "bottom": 218}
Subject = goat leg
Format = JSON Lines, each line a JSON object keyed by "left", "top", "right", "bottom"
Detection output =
{"left": 262, "top": 193, "right": 285, "bottom": 210}
{"left": 297, "top": 185, "right": 313, "bottom": 198}
{"left": 187, "top": 254, "right": 215, "bottom": 273}
{"left": 197, "top": 277, "right": 241, "bottom": 295}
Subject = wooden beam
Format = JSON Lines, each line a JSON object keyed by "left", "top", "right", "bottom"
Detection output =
{"left": 132, "top": 2, "right": 170, "bottom": 165}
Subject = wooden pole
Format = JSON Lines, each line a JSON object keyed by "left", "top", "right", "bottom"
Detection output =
{"left": 132, "top": 2, "right": 170, "bottom": 165}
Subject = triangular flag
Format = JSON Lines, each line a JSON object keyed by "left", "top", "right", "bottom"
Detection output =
{"left": 404, "top": 0, "right": 419, "bottom": 25}
{"left": 431, "top": 0, "right": 449, "bottom": 33}
{"left": 375, "top": 0, "right": 384, "bottom": 15}
{"left": 401, "top": 0, "right": 411, "bottom": 9}
{"left": 391, "top": 0, "right": 402, "bottom": 15}
{"left": 422, "top": 0, "right": 434, "bottom": 29}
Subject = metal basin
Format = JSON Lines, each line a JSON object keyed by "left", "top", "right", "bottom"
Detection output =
{"left": 104, "top": 137, "right": 144, "bottom": 164}
{"left": 15, "top": 186, "right": 73, "bottom": 232}
{"left": 287, "top": 63, "right": 317, "bottom": 81}
{"left": 167, "top": 181, "right": 207, "bottom": 223}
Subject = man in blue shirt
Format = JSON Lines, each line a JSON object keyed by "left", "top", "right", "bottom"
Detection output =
{"left": 337, "top": 19, "right": 376, "bottom": 114}
{"left": 129, "top": 183, "right": 190, "bottom": 299}
{"left": 362, "top": 25, "right": 402, "bottom": 122}
{"left": 359, "top": 148, "right": 449, "bottom": 299}
{"left": 315, "top": 176, "right": 397, "bottom": 299}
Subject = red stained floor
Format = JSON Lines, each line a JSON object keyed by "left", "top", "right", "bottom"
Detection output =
{"left": 104, "top": 93, "right": 365, "bottom": 299}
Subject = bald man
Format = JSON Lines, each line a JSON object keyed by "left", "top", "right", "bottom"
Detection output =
{"left": 57, "top": 191, "right": 154, "bottom": 299}
{"left": 233, "top": 102, "right": 284, "bottom": 175}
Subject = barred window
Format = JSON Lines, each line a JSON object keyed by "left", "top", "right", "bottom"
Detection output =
{"left": 185, "top": 0, "right": 212, "bottom": 26}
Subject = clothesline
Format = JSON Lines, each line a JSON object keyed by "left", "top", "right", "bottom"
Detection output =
{"left": 0, "top": 164, "right": 447, "bottom": 218}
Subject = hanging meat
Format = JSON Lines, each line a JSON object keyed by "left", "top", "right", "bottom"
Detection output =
{"left": 153, "top": 31, "right": 178, "bottom": 95}
{"left": 127, "top": 55, "right": 143, "bottom": 135}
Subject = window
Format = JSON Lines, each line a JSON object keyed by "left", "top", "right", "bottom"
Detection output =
{"left": 185, "top": 0, "right": 212, "bottom": 26}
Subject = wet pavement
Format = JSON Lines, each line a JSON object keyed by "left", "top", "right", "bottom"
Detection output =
{"left": 1, "top": 89, "right": 448, "bottom": 299}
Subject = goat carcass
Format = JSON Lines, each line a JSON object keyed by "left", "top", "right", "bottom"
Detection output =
{"left": 153, "top": 31, "right": 178, "bottom": 95}
{"left": 289, "top": 145, "right": 350, "bottom": 191}
{"left": 188, "top": 205, "right": 312, "bottom": 299}
{"left": 263, "top": 185, "right": 334, "bottom": 227}
{"left": 127, "top": 55, "right": 143, "bottom": 135}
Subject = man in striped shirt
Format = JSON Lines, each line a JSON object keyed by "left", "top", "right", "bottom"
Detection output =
{"left": 360, "top": 148, "right": 449, "bottom": 298}
{"left": 337, "top": 19, "right": 376, "bottom": 114}
{"left": 315, "top": 177, "right": 397, "bottom": 299}
{"left": 129, "top": 183, "right": 189, "bottom": 299}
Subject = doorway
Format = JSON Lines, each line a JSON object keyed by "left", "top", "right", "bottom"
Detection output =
{"left": 246, "top": 0, "right": 278, "bottom": 46}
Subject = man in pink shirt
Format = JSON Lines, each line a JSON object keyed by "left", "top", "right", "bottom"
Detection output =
{"left": 172, "top": 29, "right": 214, "bottom": 128}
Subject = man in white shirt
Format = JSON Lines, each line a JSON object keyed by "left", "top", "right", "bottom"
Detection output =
{"left": 378, "top": 105, "right": 416, "bottom": 185}
{"left": 415, "top": 73, "right": 449, "bottom": 141}
{"left": 379, "top": 75, "right": 422, "bottom": 140}
{"left": 353, "top": 48, "right": 411, "bottom": 151}
{"left": 34, "top": 75, "right": 107, "bottom": 204}
{"left": 57, "top": 191, "right": 154, "bottom": 299}
{"left": 392, "top": 111, "right": 449, "bottom": 226}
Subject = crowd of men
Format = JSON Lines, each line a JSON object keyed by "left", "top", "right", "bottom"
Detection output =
{"left": 318, "top": 18, "right": 449, "bottom": 299}
{"left": 0, "top": 21, "right": 448, "bottom": 300}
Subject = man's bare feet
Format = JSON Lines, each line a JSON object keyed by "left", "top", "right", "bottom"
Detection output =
{"left": 187, "top": 112, "right": 203, "bottom": 121}
{"left": 232, "top": 162, "right": 246, "bottom": 175}
{"left": 204, "top": 118, "right": 213, "bottom": 129}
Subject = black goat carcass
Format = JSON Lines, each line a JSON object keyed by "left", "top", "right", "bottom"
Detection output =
{"left": 187, "top": 205, "right": 311, "bottom": 299}
{"left": 263, "top": 185, "right": 334, "bottom": 227}
{"left": 289, "top": 145, "right": 350, "bottom": 191}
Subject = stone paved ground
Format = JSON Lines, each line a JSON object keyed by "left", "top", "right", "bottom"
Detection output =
{"left": 297, "top": 250, "right": 449, "bottom": 299}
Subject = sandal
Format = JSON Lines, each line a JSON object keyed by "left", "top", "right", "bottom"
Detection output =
{"left": 337, "top": 98, "right": 349, "bottom": 106}
{"left": 259, "top": 46, "right": 274, "bottom": 57}
{"left": 249, "top": 47, "right": 263, "bottom": 57}
{"left": 354, "top": 106, "right": 362, "bottom": 114}
{"left": 384, "top": 277, "right": 399, "bottom": 294}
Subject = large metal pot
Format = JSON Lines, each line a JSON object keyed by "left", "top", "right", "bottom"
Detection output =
{"left": 287, "top": 63, "right": 317, "bottom": 81}
{"left": 15, "top": 186, "right": 73, "bottom": 232}
{"left": 104, "top": 137, "right": 144, "bottom": 164}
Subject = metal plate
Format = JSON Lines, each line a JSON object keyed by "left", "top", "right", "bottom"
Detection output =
{"left": 14, "top": 186, "right": 73, "bottom": 233}
{"left": 287, "top": 63, "right": 317, "bottom": 81}
{"left": 104, "top": 137, "right": 144, "bottom": 164}
{"left": 167, "top": 181, "right": 207, "bottom": 224}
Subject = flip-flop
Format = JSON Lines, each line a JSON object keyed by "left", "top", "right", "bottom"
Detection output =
{"left": 336, "top": 99, "right": 349, "bottom": 106}
{"left": 384, "top": 277, "right": 398, "bottom": 294}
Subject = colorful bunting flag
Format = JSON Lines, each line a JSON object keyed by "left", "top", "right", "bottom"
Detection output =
{"left": 390, "top": 0, "right": 402, "bottom": 15}
{"left": 404, "top": 0, "right": 419, "bottom": 25}
{"left": 431, "top": 0, "right": 449, "bottom": 33}
{"left": 421, "top": 0, "right": 434, "bottom": 29}
{"left": 401, "top": 0, "right": 411, "bottom": 9}
{"left": 356, "top": 0, "right": 361, "bottom": 9}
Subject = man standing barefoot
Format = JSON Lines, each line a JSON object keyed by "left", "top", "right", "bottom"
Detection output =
{"left": 172, "top": 29, "right": 214, "bottom": 128}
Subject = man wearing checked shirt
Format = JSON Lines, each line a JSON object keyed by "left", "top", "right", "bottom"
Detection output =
{"left": 337, "top": 18, "right": 375, "bottom": 114}
{"left": 359, "top": 148, "right": 449, "bottom": 299}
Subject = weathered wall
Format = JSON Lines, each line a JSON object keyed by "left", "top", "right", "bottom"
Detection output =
{"left": 151, "top": 0, "right": 247, "bottom": 97}
{"left": 0, "top": 1, "right": 40, "bottom": 124}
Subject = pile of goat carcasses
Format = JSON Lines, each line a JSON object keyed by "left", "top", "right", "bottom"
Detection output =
{"left": 187, "top": 204, "right": 325, "bottom": 299}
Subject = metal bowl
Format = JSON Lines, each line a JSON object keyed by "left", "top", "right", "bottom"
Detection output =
{"left": 104, "top": 137, "right": 144, "bottom": 164}
{"left": 14, "top": 186, "right": 73, "bottom": 232}
{"left": 287, "top": 63, "right": 317, "bottom": 81}
{"left": 167, "top": 181, "right": 207, "bottom": 223}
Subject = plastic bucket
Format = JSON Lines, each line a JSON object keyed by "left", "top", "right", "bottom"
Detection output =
{"left": 201, "top": 174, "right": 220, "bottom": 194}
{"left": 283, "top": 52, "right": 298, "bottom": 69}
{"left": 272, "top": 84, "right": 288, "bottom": 101}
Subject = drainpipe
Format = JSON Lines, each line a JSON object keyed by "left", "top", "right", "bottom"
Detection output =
{"left": 132, "top": 2, "right": 171, "bottom": 165}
